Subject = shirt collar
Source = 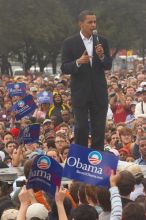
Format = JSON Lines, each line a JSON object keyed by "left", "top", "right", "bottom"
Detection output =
{"left": 80, "top": 31, "right": 93, "bottom": 41}
{"left": 137, "top": 157, "right": 146, "bottom": 164}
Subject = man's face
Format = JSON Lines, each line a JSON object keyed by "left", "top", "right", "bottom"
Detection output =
{"left": 55, "top": 137, "right": 66, "bottom": 152}
{"left": 139, "top": 139, "right": 146, "bottom": 158}
{"left": 120, "top": 134, "right": 132, "bottom": 144}
{"left": 61, "top": 111, "right": 70, "bottom": 122}
{"left": 79, "top": 15, "right": 96, "bottom": 38}
{"left": 3, "top": 134, "right": 13, "bottom": 145}
{"left": 47, "top": 151, "right": 59, "bottom": 162}
{"left": 111, "top": 134, "right": 119, "bottom": 145}
{"left": 7, "top": 143, "right": 16, "bottom": 154}
{"left": 126, "top": 88, "right": 135, "bottom": 96}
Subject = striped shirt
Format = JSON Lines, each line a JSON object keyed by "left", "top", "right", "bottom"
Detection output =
{"left": 110, "top": 186, "right": 122, "bottom": 220}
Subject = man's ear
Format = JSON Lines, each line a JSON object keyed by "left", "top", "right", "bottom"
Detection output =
{"left": 79, "top": 21, "right": 83, "bottom": 30}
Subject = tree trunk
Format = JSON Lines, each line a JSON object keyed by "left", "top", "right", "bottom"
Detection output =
{"left": 37, "top": 53, "right": 50, "bottom": 73}
{"left": 0, "top": 55, "right": 12, "bottom": 75}
{"left": 51, "top": 58, "right": 57, "bottom": 75}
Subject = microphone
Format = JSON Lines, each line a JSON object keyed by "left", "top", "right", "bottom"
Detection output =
{"left": 93, "top": 29, "right": 99, "bottom": 45}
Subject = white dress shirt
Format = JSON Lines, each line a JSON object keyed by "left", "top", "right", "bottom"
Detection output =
{"left": 135, "top": 101, "right": 146, "bottom": 118}
{"left": 80, "top": 31, "right": 93, "bottom": 66}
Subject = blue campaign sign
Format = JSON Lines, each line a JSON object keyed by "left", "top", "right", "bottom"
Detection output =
{"left": 27, "top": 155, "right": 63, "bottom": 195}
{"left": 37, "top": 91, "right": 53, "bottom": 105}
{"left": 63, "top": 144, "right": 119, "bottom": 188}
{"left": 21, "top": 123, "right": 40, "bottom": 144}
{"left": 12, "top": 94, "right": 37, "bottom": 120}
{"left": 7, "top": 82, "right": 26, "bottom": 97}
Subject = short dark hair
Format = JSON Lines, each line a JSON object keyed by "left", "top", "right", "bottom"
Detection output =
{"left": 78, "top": 10, "right": 95, "bottom": 22}
{"left": 117, "top": 171, "right": 135, "bottom": 196}
{"left": 70, "top": 204, "right": 98, "bottom": 220}
{"left": 3, "top": 131, "right": 13, "bottom": 138}
{"left": 97, "top": 187, "right": 111, "bottom": 212}
{"left": 122, "top": 202, "right": 145, "bottom": 220}
{"left": 139, "top": 136, "right": 146, "bottom": 142}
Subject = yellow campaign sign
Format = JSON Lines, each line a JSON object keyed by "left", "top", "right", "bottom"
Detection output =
{"left": 127, "top": 50, "right": 133, "bottom": 56}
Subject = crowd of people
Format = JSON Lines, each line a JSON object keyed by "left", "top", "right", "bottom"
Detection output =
{"left": 0, "top": 59, "right": 146, "bottom": 219}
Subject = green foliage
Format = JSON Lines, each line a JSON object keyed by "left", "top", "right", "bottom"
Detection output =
{"left": 0, "top": 0, "right": 145, "bottom": 73}
{"left": 95, "top": 0, "right": 146, "bottom": 52}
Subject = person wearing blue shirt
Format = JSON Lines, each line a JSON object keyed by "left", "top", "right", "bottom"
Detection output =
{"left": 135, "top": 136, "right": 146, "bottom": 165}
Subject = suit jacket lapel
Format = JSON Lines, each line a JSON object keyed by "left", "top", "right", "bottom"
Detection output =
{"left": 76, "top": 34, "right": 86, "bottom": 54}
{"left": 75, "top": 34, "right": 92, "bottom": 68}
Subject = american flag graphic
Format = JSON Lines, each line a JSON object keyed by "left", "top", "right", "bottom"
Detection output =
{"left": 88, "top": 155, "right": 100, "bottom": 165}
{"left": 38, "top": 159, "right": 49, "bottom": 169}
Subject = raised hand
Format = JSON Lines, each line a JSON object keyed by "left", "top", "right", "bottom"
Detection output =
{"left": 110, "top": 170, "right": 121, "bottom": 187}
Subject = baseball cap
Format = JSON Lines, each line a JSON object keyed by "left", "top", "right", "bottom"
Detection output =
{"left": 44, "top": 77, "right": 48, "bottom": 82}
{"left": 43, "top": 119, "right": 51, "bottom": 125}
{"left": 130, "top": 101, "right": 137, "bottom": 106}
{"left": 1, "top": 209, "right": 18, "bottom": 220}
{"left": 26, "top": 203, "right": 48, "bottom": 220}
{"left": 140, "top": 82, "right": 146, "bottom": 87}
{"left": 136, "top": 87, "right": 143, "bottom": 93}
{"left": 119, "top": 148, "right": 130, "bottom": 155}
{"left": 125, "top": 163, "right": 143, "bottom": 179}
{"left": 30, "top": 87, "right": 38, "bottom": 92}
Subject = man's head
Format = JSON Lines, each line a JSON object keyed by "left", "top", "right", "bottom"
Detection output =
{"left": 117, "top": 170, "right": 135, "bottom": 196}
{"left": 78, "top": 10, "right": 96, "bottom": 38}
{"left": 110, "top": 131, "right": 119, "bottom": 146}
{"left": 3, "top": 132, "right": 14, "bottom": 145}
{"left": 119, "top": 127, "right": 132, "bottom": 145}
{"left": 5, "top": 141, "right": 18, "bottom": 155}
{"left": 61, "top": 110, "right": 70, "bottom": 123}
{"left": 126, "top": 86, "right": 135, "bottom": 96}
{"left": 139, "top": 136, "right": 146, "bottom": 159}
{"left": 71, "top": 204, "right": 98, "bottom": 220}
{"left": 55, "top": 133, "right": 68, "bottom": 153}
{"left": 122, "top": 202, "right": 145, "bottom": 220}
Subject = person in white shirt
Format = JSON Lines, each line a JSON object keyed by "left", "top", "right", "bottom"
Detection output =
{"left": 135, "top": 87, "right": 146, "bottom": 118}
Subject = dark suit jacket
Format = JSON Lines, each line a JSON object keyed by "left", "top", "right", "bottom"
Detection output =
{"left": 61, "top": 33, "right": 112, "bottom": 107}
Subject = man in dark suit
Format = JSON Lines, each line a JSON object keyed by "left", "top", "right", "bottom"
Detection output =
{"left": 61, "top": 10, "right": 112, "bottom": 150}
